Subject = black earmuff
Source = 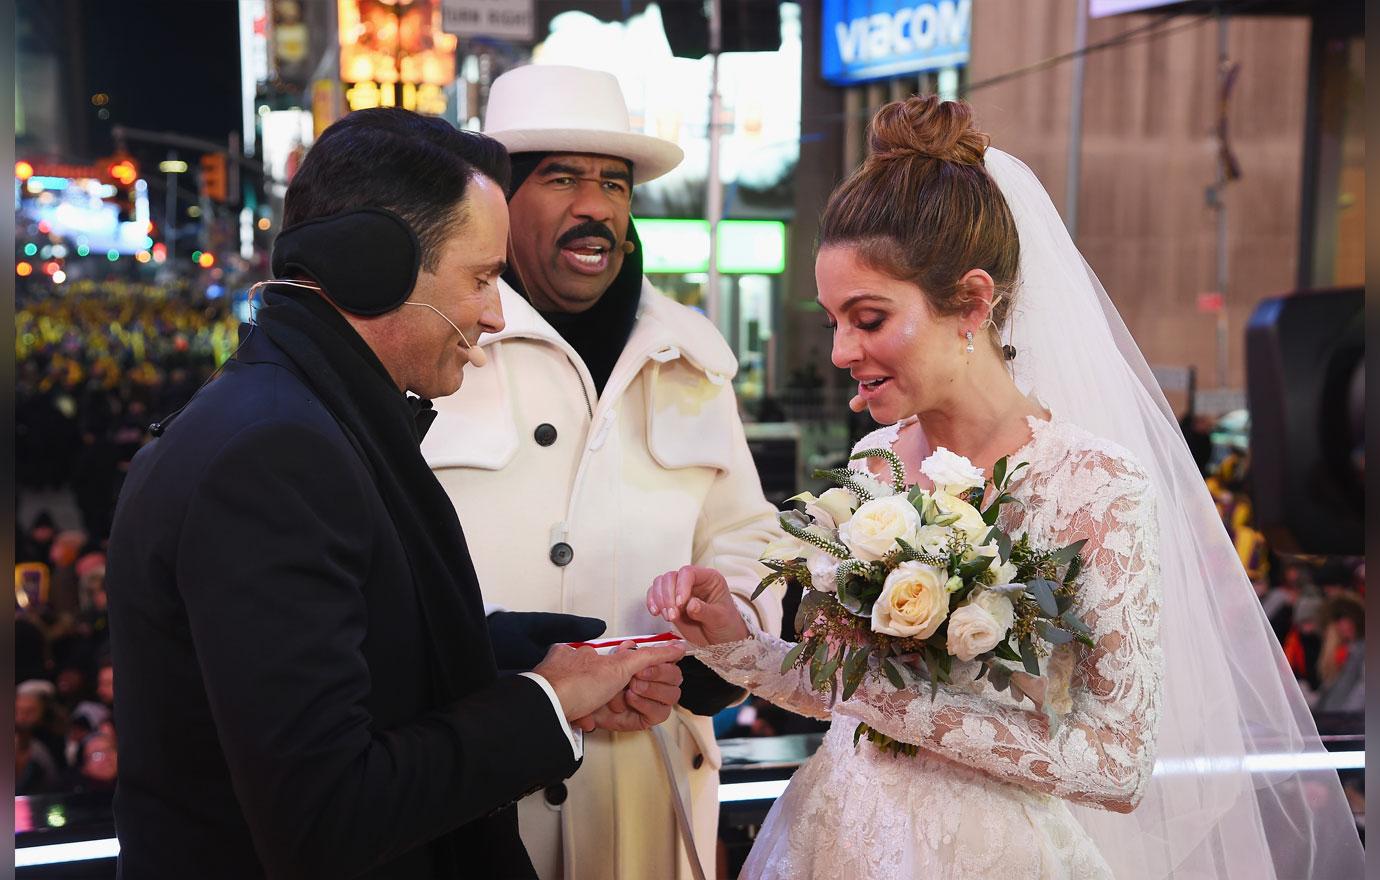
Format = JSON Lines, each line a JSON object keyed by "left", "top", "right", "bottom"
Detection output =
{"left": 270, "top": 208, "right": 421, "bottom": 316}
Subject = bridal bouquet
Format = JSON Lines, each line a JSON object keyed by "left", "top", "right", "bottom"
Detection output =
{"left": 750, "top": 446, "right": 1092, "bottom": 752}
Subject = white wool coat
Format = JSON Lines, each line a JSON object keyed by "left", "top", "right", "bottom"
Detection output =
{"left": 422, "top": 279, "right": 783, "bottom": 880}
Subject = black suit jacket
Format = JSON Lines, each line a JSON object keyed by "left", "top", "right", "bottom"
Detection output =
{"left": 106, "top": 328, "right": 578, "bottom": 879}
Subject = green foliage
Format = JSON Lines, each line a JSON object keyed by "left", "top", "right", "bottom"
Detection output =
{"left": 848, "top": 448, "right": 908, "bottom": 494}
{"left": 812, "top": 466, "right": 883, "bottom": 504}
{"left": 778, "top": 512, "right": 849, "bottom": 558}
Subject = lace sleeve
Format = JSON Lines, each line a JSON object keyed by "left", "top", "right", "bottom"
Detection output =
{"left": 696, "top": 450, "right": 1162, "bottom": 813}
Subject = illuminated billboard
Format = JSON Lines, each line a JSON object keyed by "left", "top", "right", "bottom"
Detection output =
{"left": 339, "top": 0, "right": 456, "bottom": 115}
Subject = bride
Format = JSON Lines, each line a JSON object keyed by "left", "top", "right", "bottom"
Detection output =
{"left": 647, "top": 96, "right": 1363, "bottom": 879}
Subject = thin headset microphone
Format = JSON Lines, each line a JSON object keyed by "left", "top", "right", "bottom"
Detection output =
{"left": 402, "top": 301, "right": 488, "bottom": 367}
{"left": 257, "top": 278, "right": 488, "bottom": 367}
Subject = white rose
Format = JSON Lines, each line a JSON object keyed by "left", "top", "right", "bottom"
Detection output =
{"left": 913, "top": 525, "right": 954, "bottom": 556}
{"left": 761, "top": 533, "right": 806, "bottom": 562}
{"left": 839, "top": 496, "right": 922, "bottom": 562}
{"left": 945, "top": 591, "right": 1015, "bottom": 661}
{"left": 934, "top": 491, "right": 990, "bottom": 544}
{"left": 871, "top": 561, "right": 950, "bottom": 639}
{"left": 971, "top": 589, "right": 1016, "bottom": 632}
{"left": 990, "top": 559, "right": 1020, "bottom": 587}
{"left": 814, "top": 488, "right": 860, "bottom": 528}
{"left": 920, "top": 448, "right": 985, "bottom": 495}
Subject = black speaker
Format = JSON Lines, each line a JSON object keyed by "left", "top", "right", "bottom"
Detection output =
{"left": 1245, "top": 287, "right": 1363, "bottom": 555}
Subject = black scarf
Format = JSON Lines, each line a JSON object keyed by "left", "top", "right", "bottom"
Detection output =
{"left": 254, "top": 289, "right": 496, "bottom": 707}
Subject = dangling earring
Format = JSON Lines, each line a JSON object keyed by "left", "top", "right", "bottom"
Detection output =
{"left": 964, "top": 331, "right": 974, "bottom": 354}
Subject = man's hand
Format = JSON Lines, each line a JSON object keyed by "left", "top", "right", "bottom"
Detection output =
{"left": 534, "top": 640, "right": 686, "bottom": 727}
{"left": 487, "top": 611, "right": 606, "bottom": 671}
{"left": 646, "top": 565, "right": 749, "bottom": 647}
{"left": 572, "top": 645, "right": 685, "bottom": 732}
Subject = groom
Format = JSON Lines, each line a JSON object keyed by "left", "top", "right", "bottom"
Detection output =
{"left": 104, "top": 108, "right": 686, "bottom": 879}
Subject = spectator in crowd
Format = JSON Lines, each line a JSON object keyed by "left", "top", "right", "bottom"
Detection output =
{"left": 17, "top": 680, "right": 68, "bottom": 772}
{"left": 1316, "top": 593, "right": 1364, "bottom": 712}
{"left": 16, "top": 729, "right": 63, "bottom": 795}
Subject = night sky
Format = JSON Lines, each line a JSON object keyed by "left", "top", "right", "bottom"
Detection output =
{"left": 64, "top": 0, "right": 243, "bottom": 160}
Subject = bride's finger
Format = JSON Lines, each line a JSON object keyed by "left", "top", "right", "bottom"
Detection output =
{"left": 648, "top": 574, "right": 670, "bottom": 616}
{"left": 675, "top": 565, "right": 697, "bottom": 610}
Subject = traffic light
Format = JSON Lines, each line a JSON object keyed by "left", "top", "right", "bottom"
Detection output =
{"left": 107, "top": 158, "right": 138, "bottom": 185}
{"left": 201, "top": 153, "right": 228, "bottom": 203}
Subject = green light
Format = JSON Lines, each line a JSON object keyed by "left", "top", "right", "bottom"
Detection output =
{"left": 636, "top": 219, "right": 787, "bottom": 275}
{"left": 77, "top": 244, "right": 90, "bottom": 257}
{"left": 191, "top": 250, "right": 203, "bottom": 261}
{"left": 144, "top": 236, "right": 154, "bottom": 248}
{"left": 46, "top": 804, "right": 66, "bottom": 828}
{"left": 106, "top": 249, "right": 120, "bottom": 261}
{"left": 23, "top": 243, "right": 37, "bottom": 256}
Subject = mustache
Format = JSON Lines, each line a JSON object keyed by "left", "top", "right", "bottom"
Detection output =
{"left": 557, "top": 221, "right": 617, "bottom": 249}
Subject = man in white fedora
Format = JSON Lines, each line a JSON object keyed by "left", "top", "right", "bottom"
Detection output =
{"left": 422, "top": 64, "right": 783, "bottom": 880}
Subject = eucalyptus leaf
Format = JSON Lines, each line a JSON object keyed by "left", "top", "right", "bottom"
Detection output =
{"left": 988, "top": 664, "right": 1013, "bottom": 692}
{"left": 1052, "top": 538, "right": 1088, "bottom": 566}
{"left": 882, "top": 658, "right": 905, "bottom": 689}
{"left": 994, "top": 639, "right": 1021, "bottom": 662}
{"left": 1027, "top": 578, "right": 1060, "bottom": 616}
{"left": 780, "top": 639, "right": 810, "bottom": 674}
{"left": 1035, "top": 620, "right": 1075, "bottom": 645}
{"left": 842, "top": 645, "right": 872, "bottom": 700}
{"left": 751, "top": 570, "right": 784, "bottom": 601}
{"left": 1060, "top": 610, "right": 1092, "bottom": 636}
{"left": 795, "top": 590, "right": 830, "bottom": 635}
{"left": 1055, "top": 592, "right": 1074, "bottom": 614}
{"left": 817, "top": 648, "right": 843, "bottom": 690}
{"left": 1019, "top": 638, "right": 1041, "bottom": 676}
{"left": 956, "top": 555, "right": 994, "bottom": 581}
{"left": 809, "top": 638, "right": 829, "bottom": 687}
{"left": 1063, "top": 554, "right": 1084, "bottom": 585}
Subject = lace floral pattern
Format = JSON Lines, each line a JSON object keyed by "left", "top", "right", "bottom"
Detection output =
{"left": 697, "top": 416, "right": 1163, "bottom": 879}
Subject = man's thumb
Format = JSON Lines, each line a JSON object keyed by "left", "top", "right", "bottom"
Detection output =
{"left": 620, "top": 642, "right": 686, "bottom": 675}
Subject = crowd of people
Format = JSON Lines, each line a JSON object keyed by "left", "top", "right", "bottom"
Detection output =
{"left": 15, "top": 515, "right": 116, "bottom": 797}
{"left": 16, "top": 279, "right": 242, "bottom": 798}
{"left": 1205, "top": 448, "right": 1365, "bottom": 717}
{"left": 17, "top": 279, "right": 241, "bottom": 537}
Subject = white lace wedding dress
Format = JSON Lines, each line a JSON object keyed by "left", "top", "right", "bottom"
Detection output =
{"left": 695, "top": 413, "right": 1164, "bottom": 879}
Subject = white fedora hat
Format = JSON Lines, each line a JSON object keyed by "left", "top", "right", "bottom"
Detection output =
{"left": 484, "top": 64, "right": 684, "bottom": 184}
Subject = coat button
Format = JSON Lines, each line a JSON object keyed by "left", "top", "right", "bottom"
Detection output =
{"left": 544, "top": 783, "right": 568, "bottom": 806}
{"left": 534, "top": 423, "right": 558, "bottom": 446}
{"left": 550, "top": 542, "right": 574, "bottom": 567}
{"left": 692, "top": 753, "right": 705, "bottom": 770}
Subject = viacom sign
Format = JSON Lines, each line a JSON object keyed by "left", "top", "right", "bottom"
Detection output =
{"left": 822, "top": 0, "right": 972, "bottom": 85}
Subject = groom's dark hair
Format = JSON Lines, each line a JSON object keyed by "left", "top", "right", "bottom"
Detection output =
{"left": 820, "top": 96, "right": 1020, "bottom": 332}
{"left": 283, "top": 108, "right": 511, "bottom": 272}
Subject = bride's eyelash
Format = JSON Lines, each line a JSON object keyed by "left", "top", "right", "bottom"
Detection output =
{"left": 857, "top": 317, "right": 884, "bottom": 331}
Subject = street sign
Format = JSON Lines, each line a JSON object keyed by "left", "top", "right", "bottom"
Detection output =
{"left": 441, "top": 0, "right": 534, "bottom": 41}
{"left": 822, "top": 0, "right": 971, "bottom": 86}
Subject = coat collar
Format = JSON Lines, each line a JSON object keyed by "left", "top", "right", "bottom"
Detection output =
{"left": 485, "top": 279, "right": 739, "bottom": 384}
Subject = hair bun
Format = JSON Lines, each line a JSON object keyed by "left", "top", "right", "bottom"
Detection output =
{"left": 867, "top": 95, "right": 989, "bottom": 166}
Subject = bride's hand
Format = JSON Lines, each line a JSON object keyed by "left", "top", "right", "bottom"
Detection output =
{"left": 646, "top": 565, "right": 749, "bottom": 647}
